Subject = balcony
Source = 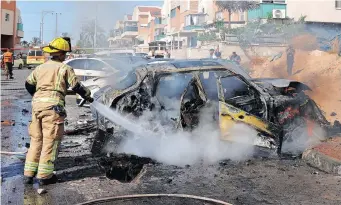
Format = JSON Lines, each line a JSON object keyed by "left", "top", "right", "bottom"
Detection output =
{"left": 183, "top": 14, "right": 206, "bottom": 31}
{"left": 183, "top": 25, "right": 204, "bottom": 31}
{"left": 154, "top": 34, "right": 166, "bottom": 41}
{"left": 17, "top": 23, "right": 24, "bottom": 38}
{"left": 121, "top": 26, "right": 138, "bottom": 39}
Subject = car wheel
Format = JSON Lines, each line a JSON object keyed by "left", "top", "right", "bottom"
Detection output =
{"left": 18, "top": 64, "right": 23, "bottom": 69}
{"left": 27, "top": 67, "right": 32, "bottom": 70}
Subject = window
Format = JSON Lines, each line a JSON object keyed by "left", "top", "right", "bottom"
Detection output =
{"left": 5, "top": 13, "right": 10, "bottom": 21}
{"left": 66, "top": 59, "right": 86, "bottom": 70}
{"left": 215, "top": 11, "right": 223, "bottom": 20}
{"left": 85, "top": 59, "right": 107, "bottom": 71}
{"left": 28, "top": 51, "right": 36, "bottom": 56}
{"left": 156, "top": 73, "right": 193, "bottom": 108}
{"left": 336, "top": 0, "right": 341, "bottom": 9}
{"left": 240, "top": 12, "right": 245, "bottom": 21}
{"left": 171, "top": 8, "right": 176, "bottom": 18}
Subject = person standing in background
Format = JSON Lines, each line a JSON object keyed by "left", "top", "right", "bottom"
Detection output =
{"left": 286, "top": 45, "right": 295, "bottom": 76}
{"left": 3, "top": 48, "right": 14, "bottom": 79}
{"left": 209, "top": 49, "right": 217, "bottom": 59}
{"left": 229, "top": 52, "right": 241, "bottom": 65}
{"left": 215, "top": 45, "right": 222, "bottom": 59}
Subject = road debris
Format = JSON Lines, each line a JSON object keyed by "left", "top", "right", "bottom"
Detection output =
{"left": 1, "top": 120, "right": 15, "bottom": 126}
{"left": 37, "top": 188, "right": 47, "bottom": 195}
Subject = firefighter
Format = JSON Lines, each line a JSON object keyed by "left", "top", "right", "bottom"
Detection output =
{"left": 23, "top": 37, "right": 94, "bottom": 185}
{"left": 3, "top": 48, "right": 14, "bottom": 79}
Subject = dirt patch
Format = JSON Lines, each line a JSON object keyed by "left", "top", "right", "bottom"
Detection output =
{"left": 312, "top": 137, "right": 341, "bottom": 161}
{"left": 251, "top": 49, "right": 341, "bottom": 123}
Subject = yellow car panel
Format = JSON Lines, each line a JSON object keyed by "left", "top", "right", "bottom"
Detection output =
{"left": 219, "top": 101, "right": 272, "bottom": 141}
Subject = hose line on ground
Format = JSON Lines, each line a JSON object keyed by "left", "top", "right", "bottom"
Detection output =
{"left": 76, "top": 193, "right": 232, "bottom": 205}
{"left": 0, "top": 151, "right": 27, "bottom": 155}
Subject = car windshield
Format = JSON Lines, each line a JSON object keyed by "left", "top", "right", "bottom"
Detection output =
{"left": 112, "top": 70, "right": 138, "bottom": 90}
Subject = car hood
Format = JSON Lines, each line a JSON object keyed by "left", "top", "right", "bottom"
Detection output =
{"left": 251, "top": 78, "right": 311, "bottom": 90}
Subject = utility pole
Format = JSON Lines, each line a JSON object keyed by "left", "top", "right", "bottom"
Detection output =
{"left": 40, "top": 10, "right": 54, "bottom": 46}
{"left": 94, "top": 4, "right": 98, "bottom": 49}
{"left": 54, "top": 12, "right": 62, "bottom": 37}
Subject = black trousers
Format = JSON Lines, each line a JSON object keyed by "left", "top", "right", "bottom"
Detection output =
{"left": 5, "top": 63, "right": 13, "bottom": 77}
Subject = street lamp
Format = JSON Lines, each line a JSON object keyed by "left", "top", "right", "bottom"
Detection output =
{"left": 40, "top": 10, "right": 54, "bottom": 46}
{"left": 53, "top": 12, "right": 62, "bottom": 38}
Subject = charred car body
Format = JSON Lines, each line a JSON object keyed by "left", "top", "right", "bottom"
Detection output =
{"left": 91, "top": 60, "right": 331, "bottom": 155}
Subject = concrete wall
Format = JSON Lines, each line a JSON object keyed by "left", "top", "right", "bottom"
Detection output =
{"left": 170, "top": 44, "right": 286, "bottom": 63}
{"left": 1, "top": 9, "right": 14, "bottom": 35}
{"left": 287, "top": 0, "right": 341, "bottom": 23}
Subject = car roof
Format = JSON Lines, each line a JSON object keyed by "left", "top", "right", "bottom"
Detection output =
{"left": 136, "top": 59, "right": 251, "bottom": 78}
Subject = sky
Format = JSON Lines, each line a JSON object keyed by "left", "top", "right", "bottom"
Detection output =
{"left": 17, "top": 1, "right": 163, "bottom": 44}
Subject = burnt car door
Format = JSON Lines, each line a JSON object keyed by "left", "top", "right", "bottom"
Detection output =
{"left": 216, "top": 75, "right": 279, "bottom": 149}
{"left": 154, "top": 73, "right": 195, "bottom": 129}
{"left": 178, "top": 74, "right": 207, "bottom": 130}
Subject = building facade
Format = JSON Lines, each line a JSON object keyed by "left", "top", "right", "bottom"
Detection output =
{"left": 286, "top": 0, "right": 341, "bottom": 24}
{"left": 1, "top": 0, "right": 24, "bottom": 49}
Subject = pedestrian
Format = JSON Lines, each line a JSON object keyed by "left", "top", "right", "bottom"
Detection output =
{"left": 24, "top": 37, "right": 94, "bottom": 185}
{"left": 209, "top": 48, "right": 217, "bottom": 59}
{"left": 3, "top": 48, "right": 14, "bottom": 79}
{"left": 215, "top": 45, "right": 222, "bottom": 59}
{"left": 165, "top": 49, "right": 171, "bottom": 58}
{"left": 286, "top": 45, "right": 295, "bottom": 76}
{"left": 229, "top": 52, "right": 241, "bottom": 65}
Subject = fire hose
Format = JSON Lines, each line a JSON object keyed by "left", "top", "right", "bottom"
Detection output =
{"left": 0, "top": 151, "right": 27, "bottom": 155}
{"left": 76, "top": 194, "right": 232, "bottom": 205}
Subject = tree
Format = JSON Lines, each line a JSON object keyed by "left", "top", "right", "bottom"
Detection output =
{"left": 215, "top": 1, "right": 259, "bottom": 30}
{"left": 78, "top": 19, "right": 107, "bottom": 48}
{"left": 30, "top": 37, "right": 41, "bottom": 46}
{"left": 20, "top": 40, "right": 29, "bottom": 48}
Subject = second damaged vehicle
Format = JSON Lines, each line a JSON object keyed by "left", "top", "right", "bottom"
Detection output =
{"left": 91, "top": 60, "right": 331, "bottom": 155}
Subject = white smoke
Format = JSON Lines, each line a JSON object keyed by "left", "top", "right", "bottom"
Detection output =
{"left": 93, "top": 102, "right": 259, "bottom": 166}
{"left": 281, "top": 119, "right": 326, "bottom": 155}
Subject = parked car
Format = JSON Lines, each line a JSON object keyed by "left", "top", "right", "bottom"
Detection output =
{"left": 13, "top": 55, "right": 25, "bottom": 69}
{"left": 27, "top": 47, "right": 45, "bottom": 69}
{"left": 63, "top": 58, "right": 121, "bottom": 81}
{"left": 90, "top": 60, "right": 332, "bottom": 155}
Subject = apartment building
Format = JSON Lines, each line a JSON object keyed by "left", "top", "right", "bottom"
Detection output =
{"left": 1, "top": 0, "right": 24, "bottom": 49}
{"left": 287, "top": 0, "right": 341, "bottom": 24}
{"left": 132, "top": 6, "right": 162, "bottom": 44}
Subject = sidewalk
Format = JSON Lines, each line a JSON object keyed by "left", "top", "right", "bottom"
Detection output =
{"left": 303, "top": 137, "right": 341, "bottom": 175}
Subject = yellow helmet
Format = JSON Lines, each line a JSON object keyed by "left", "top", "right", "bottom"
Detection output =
{"left": 43, "top": 37, "right": 71, "bottom": 53}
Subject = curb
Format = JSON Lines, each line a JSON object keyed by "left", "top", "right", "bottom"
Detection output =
{"left": 302, "top": 142, "right": 341, "bottom": 175}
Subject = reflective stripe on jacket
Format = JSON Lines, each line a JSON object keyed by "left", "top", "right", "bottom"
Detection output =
{"left": 3, "top": 52, "right": 13, "bottom": 63}
{"left": 26, "top": 60, "right": 80, "bottom": 112}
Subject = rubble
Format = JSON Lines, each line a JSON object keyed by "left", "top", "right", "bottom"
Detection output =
{"left": 1, "top": 120, "right": 15, "bottom": 126}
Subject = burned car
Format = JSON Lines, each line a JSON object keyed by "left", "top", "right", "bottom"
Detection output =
{"left": 91, "top": 60, "right": 331, "bottom": 155}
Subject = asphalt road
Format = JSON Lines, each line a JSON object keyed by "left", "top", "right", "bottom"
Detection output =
{"left": 1, "top": 68, "right": 341, "bottom": 205}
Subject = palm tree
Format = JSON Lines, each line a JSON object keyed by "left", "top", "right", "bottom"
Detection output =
{"left": 30, "top": 37, "right": 41, "bottom": 46}
{"left": 20, "top": 40, "right": 29, "bottom": 48}
{"left": 215, "top": 0, "right": 259, "bottom": 30}
{"left": 80, "top": 19, "right": 106, "bottom": 48}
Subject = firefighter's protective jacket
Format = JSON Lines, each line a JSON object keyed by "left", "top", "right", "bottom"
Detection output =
{"left": 26, "top": 60, "right": 80, "bottom": 112}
